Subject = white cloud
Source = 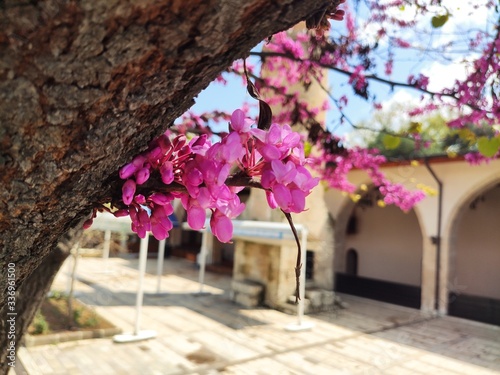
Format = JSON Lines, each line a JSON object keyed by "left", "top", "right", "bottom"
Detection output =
{"left": 370, "top": 0, "right": 492, "bottom": 50}
{"left": 344, "top": 90, "right": 420, "bottom": 147}
{"left": 422, "top": 60, "right": 467, "bottom": 92}
{"left": 380, "top": 90, "right": 419, "bottom": 110}
{"left": 438, "top": 0, "right": 491, "bottom": 31}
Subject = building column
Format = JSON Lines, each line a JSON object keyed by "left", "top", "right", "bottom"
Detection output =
{"left": 438, "top": 236, "right": 450, "bottom": 314}
{"left": 420, "top": 236, "right": 437, "bottom": 312}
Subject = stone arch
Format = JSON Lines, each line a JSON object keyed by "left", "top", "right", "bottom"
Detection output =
{"left": 332, "top": 193, "right": 358, "bottom": 277}
{"left": 445, "top": 175, "right": 500, "bottom": 246}
{"left": 445, "top": 177, "right": 500, "bottom": 325}
{"left": 333, "top": 184, "right": 425, "bottom": 308}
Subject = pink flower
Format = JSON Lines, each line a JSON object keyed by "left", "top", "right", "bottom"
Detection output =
{"left": 210, "top": 210, "right": 233, "bottom": 243}
{"left": 119, "top": 163, "right": 137, "bottom": 179}
{"left": 273, "top": 183, "right": 292, "bottom": 210}
{"left": 135, "top": 167, "right": 150, "bottom": 185}
{"left": 220, "top": 132, "right": 245, "bottom": 163}
{"left": 129, "top": 206, "right": 150, "bottom": 238}
{"left": 113, "top": 209, "right": 129, "bottom": 217}
{"left": 294, "top": 166, "right": 319, "bottom": 191}
{"left": 149, "top": 192, "right": 173, "bottom": 206}
{"left": 160, "top": 161, "right": 174, "bottom": 184}
{"left": 112, "top": 108, "right": 319, "bottom": 241}
{"left": 134, "top": 194, "right": 146, "bottom": 205}
{"left": 122, "top": 179, "right": 136, "bottom": 205}
{"left": 120, "top": 156, "right": 146, "bottom": 179}
{"left": 215, "top": 186, "right": 245, "bottom": 219}
{"left": 185, "top": 198, "right": 206, "bottom": 230}
{"left": 261, "top": 160, "right": 318, "bottom": 213}
{"left": 196, "top": 187, "right": 214, "bottom": 209}
{"left": 265, "top": 190, "right": 279, "bottom": 209}
{"left": 230, "top": 109, "right": 252, "bottom": 133}
{"left": 83, "top": 218, "right": 94, "bottom": 229}
{"left": 272, "top": 160, "right": 297, "bottom": 185}
{"left": 151, "top": 205, "right": 174, "bottom": 240}
{"left": 255, "top": 123, "right": 301, "bottom": 161}
{"left": 189, "top": 134, "right": 211, "bottom": 155}
{"left": 290, "top": 189, "right": 306, "bottom": 212}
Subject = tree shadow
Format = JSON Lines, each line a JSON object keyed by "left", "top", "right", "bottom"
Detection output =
{"left": 73, "top": 276, "right": 267, "bottom": 330}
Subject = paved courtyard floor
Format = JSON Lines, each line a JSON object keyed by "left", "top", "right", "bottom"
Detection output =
{"left": 13, "top": 256, "right": 500, "bottom": 375}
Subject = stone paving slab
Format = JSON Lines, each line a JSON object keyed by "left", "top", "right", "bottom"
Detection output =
{"left": 14, "top": 257, "right": 500, "bottom": 375}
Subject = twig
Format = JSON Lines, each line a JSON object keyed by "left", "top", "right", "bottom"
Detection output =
{"left": 282, "top": 210, "right": 302, "bottom": 303}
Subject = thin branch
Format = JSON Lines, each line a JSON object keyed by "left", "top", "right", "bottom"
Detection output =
{"left": 249, "top": 50, "right": 488, "bottom": 113}
{"left": 101, "top": 174, "right": 265, "bottom": 208}
{"left": 282, "top": 210, "right": 302, "bottom": 303}
{"left": 311, "top": 73, "right": 357, "bottom": 128}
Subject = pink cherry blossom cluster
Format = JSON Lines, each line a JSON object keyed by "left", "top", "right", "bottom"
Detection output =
{"left": 366, "top": 165, "right": 426, "bottom": 212}
{"left": 309, "top": 138, "right": 426, "bottom": 211}
{"left": 102, "top": 0, "right": 500, "bottom": 237}
{"left": 254, "top": 122, "right": 320, "bottom": 213}
{"left": 102, "top": 110, "right": 318, "bottom": 243}
{"left": 365, "top": 0, "right": 500, "bottom": 130}
{"left": 256, "top": 1, "right": 498, "bottom": 150}
{"left": 464, "top": 152, "right": 494, "bottom": 166}
{"left": 237, "top": 26, "right": 430, "bottom": 213}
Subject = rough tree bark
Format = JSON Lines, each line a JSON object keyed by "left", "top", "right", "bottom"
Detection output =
{"left": 0, "top": 0, "right": 329, "bottom": 371}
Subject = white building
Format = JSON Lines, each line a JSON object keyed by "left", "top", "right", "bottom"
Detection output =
{"left": 322, "top": 156, "right": 500, "bottom": 325}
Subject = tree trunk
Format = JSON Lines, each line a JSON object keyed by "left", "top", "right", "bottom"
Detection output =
{"left": 0, "top": 0, "right": 329, "bottom": 372}
{"left": 0, "top": 229, "right": 77, "bottom": 371}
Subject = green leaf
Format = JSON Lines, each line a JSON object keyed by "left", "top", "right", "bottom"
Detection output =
{"left": 457, "top": 128, "right": 476, "bottom": 144}
{"left": 477, "top": 136, "right": 500, "bottom": 157}
{"left": 382, "top": 134, "right": 401, "bottom": 150}
{"left": 304, "top": 141, "right": 312, "bottom": 157}
{"left": 431, "top": 14, "right": 449, "bottom": 28}
{"left": 408, "top": 122, "right": 422, "bottom": 134}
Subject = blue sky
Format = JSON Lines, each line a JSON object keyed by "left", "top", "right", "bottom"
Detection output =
{"left": 188, "top": 1, "right": 494, "bottom": 137}
{"left": 190, "top": 76, "right": 249, "bottom": 117}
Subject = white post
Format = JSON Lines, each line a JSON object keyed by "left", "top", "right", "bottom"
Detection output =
{"left": 103, "top": 229, "right": 111, "bottom": 259}
{"left": 113, "top": 233, "right": 157, "bottom": 342}
{"left": 198, "top": 230, "right": 209, "bottom": 294}
{"left": 120, "top": 232, "right": 128, "bottom": 253}
{"left": 66, "top": 253, "right": 74, "bottom": 295}
{"left": 134, "top": 234, "right": 149, "bottom": 335}
{"left": 156, "top": 239, "right": 166, "bottom": 293}
{"left": 102, "top": 229, "right": 111, "bottom": 273}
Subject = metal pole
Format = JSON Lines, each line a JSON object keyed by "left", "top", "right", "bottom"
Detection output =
{"left": 134, "top": 233, "right": 149, "bottom": 335}
{"left": 198, "top": 230, "right": 209, "bottom": 293}
{"left": 102, "top": 229, "right": 111, "bottom": 273}
{"left": 113, "top": 232, "right": 156, "bottom": 343}
{"left": 103, "top": 229, "right": 111, "bottom": 259}
{"left": 156, "top": 239, "right": 166, "bottom": 293}
{"left": 120, "top": 232, "right": 128, "bottom": 253}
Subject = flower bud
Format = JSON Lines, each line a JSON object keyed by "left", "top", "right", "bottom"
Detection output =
{"left": 135, "top": 167, "right": 150, "bottom": 185}
{"left": 119, "top": 163, "right": 136, "bottom": 179}
{"left": 122, "top": 179, "right": 136, "bottom": 205}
